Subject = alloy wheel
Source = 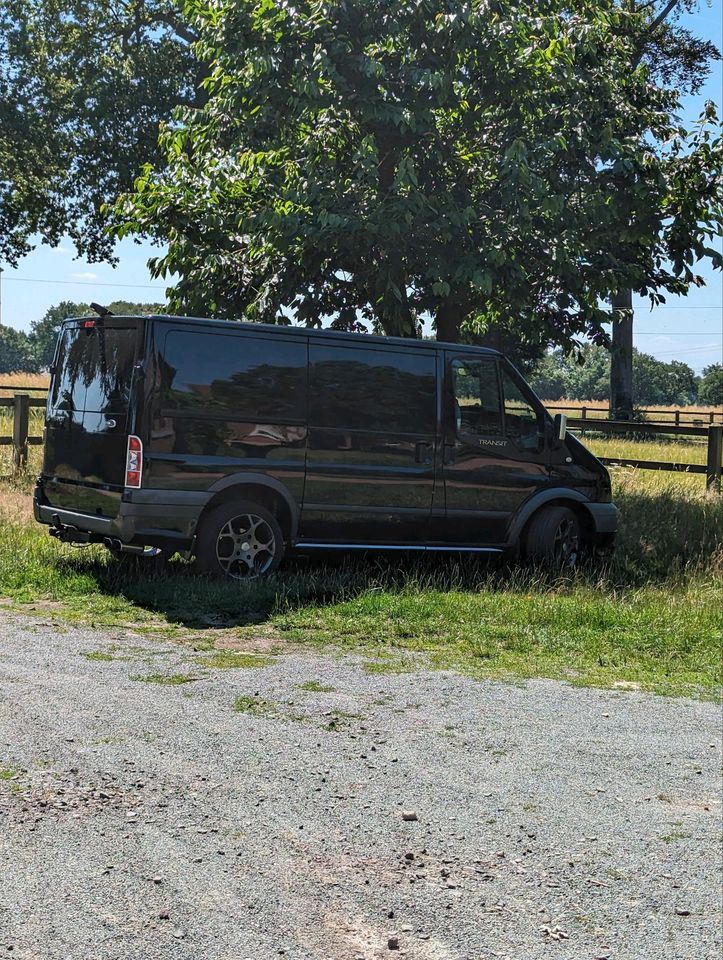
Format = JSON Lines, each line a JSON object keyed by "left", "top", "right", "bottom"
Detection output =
{"left": 215, "top": 513, "right": 277, "bottom": 580}
{"left": 554, "top": 517, "right": 579, "bottom": 569}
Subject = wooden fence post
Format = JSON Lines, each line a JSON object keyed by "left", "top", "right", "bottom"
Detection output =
{"left": 12, "top": 394, "right": 29, "bottom": 473}
{"left": 706, "top": 426, "right": 723, "bottom": 495}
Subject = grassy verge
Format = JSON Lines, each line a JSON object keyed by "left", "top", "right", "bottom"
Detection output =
{"left": 0, "top": 451, "right": 721, "bottom": 699}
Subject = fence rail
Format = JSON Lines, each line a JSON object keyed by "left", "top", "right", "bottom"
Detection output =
{"left": 1, "top": 393, "right": 721, "bottom": 492}
{"left": 546, "top": 402, "right": 723, "bottom": 427}
{"left": 566, "top": 419, "right": 722, "bottom": 493}
{"left": 0, "top": 383, "right": 49, "bottom": 393}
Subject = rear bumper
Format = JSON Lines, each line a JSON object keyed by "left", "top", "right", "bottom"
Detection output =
{"left": 34, "top": 482, "right": 208, "bottom": 551}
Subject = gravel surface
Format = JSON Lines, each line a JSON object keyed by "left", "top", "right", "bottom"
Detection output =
{"left": 0, "top": 611, "right": 720, "bottom": 960}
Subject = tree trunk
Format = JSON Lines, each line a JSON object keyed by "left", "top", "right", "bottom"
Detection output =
{"left": 477, "top": 325, "right": 505, "bottom": 352}
{"left": 436, "top": 302, "right": 461, "bottom": 343}
{"left": 610, "top": 289, "right": 634, "bottom": 420}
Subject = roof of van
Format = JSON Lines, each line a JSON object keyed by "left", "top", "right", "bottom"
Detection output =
{"left": 70, "top": 313, "right": 503, "bottom": 355}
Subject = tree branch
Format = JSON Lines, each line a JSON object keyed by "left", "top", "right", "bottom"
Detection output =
{"left": 632, "top": 0, "right": 681, "bottom": 68}
{"left": 152, "top": 11, "right": 199, "bottom": 45}
{"left": 646, "top": 0, "right": 681, "bottom": 37}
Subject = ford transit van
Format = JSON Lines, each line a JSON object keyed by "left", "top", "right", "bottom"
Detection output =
{"left": 35, "top": 314, "right": 617, "bottom": 579}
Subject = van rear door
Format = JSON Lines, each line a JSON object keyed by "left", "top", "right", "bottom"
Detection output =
{"left": 42, "top": 318, "right": 141, "bottom": 518}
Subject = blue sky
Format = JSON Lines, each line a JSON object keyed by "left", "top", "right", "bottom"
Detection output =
{"left": 1, "top": 3, "right": 721, "bottom": 374}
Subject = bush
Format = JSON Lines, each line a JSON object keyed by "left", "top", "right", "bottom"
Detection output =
{"left": 698, "top": 364, "right": 723, "bottom": 407}
{"left": 0, "top": 325, "right": 38, "bottom": 374}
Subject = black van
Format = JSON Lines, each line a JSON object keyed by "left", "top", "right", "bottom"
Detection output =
{"left": 34, "top": 314, "right": 617, "bottom": 579}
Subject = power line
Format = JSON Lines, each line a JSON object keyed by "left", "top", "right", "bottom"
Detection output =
{"left": 4, "top": 276, "right": 166, "bottom": 290}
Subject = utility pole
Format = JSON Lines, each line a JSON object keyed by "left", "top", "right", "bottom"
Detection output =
{"left": 610, "top": 289, "right": 634, "bottom": 421}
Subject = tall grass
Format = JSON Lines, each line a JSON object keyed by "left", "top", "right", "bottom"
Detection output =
{"left": 0, "top": 450, "right": 720, "bottom": 697}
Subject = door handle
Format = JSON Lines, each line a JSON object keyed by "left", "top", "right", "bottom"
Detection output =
{"left": 443, "top": 443, "right": 456, "bottom": 465}
{"left": 415, "top": 441, "right": 433, "bottom": 464}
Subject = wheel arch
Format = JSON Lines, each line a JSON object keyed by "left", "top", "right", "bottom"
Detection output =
{"left": 197, "top": 473, "right": 300, "bottom": 545}
{"left": 507, "top": 489, "right": 595, "bottom": 550}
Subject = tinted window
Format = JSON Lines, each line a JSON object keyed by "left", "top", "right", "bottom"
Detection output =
{"left": 51, "top": 326, "right": 86, "bottom": 412}
{"left": 501, "top": 367, "right": 543, "bottom": 450}
{"left": 309, "top": 345, "right": 436, "bottom": 434}
{"left": 83, "top": 327, "right": 138, "bottom": 412}
{"left": 451, "top": 358, "right": 503, "bottom": 437}
{"left": 161, "top": 331, "right": 307, "bottom": 421}
{"left": 50, "top": 323, "right": 137, "bottom": 413}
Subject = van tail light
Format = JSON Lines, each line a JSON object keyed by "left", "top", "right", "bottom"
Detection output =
{"left": 125, "top": 435, "right": 143, "bottom": 488}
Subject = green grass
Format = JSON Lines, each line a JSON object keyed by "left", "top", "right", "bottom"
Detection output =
{"left": 130, "top": 673, "right": 198, "bottom": 685}
{"left": 81, "top": 650, "right": 116, "bottom": 662}
{"left": 233, "top": 695, "right": 277, "bottom": 717}
{"left": 0, "top": 764, "right": 18, "bottom": 781}
{"left": 196, "top": 650, "right": 274, "bottom": 669}
{"left": 296, "top": 680, "right": 337, "bottom": 693}
{"left": 1, "top": 439, "right": 721, "bottom": 699}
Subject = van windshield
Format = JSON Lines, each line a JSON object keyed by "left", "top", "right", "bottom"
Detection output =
{"left": 51, "top": 322, "right": 138, "bottom": 413}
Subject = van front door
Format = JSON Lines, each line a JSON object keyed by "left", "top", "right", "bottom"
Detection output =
{"left": 441, "top": 355, "right": 549, "bottom": 545}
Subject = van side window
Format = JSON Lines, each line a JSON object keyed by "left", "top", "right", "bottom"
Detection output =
{"left": 161, "top": 331, "right": 307, "bottom": 421}
{"left": 451, "top": 359, "right": 503, "bottom": 437}
{"left": 501, "top": 367, "right": 543, "bottom": 450}
{"left": 309, "top": 346, "right": 436, "bottom": 434}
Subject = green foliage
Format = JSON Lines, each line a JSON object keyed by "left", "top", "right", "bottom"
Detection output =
{"left": 528, "top": 344, "right": 699, "bottom": 404}
{"left": 0, "top": 324, "right": 38, "bottom": 374}
{"left": 115, "top": 0, "right": 722, "bottom": 347}
{"left": 698, "top": 364, "right": 723, "bottom": 406}
{"left": 0, "top": 0, "right": 202, "bottom": 265}
{"left": 637, "top": 1, "right": 720, "bottom": 95}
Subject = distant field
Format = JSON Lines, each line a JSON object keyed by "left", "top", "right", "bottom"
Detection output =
{"left": 0, "top": 372, "right": 50, "bottom": 397}
{"left": 542, "top": 398, "right": 722, "bottom": 423}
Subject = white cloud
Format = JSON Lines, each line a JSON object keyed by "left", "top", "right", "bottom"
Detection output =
{"left": 72, "top": 271, "right": 97, "bottom": 281}
{"left": 52, "top": 245, "right": 72, "bottom": 256}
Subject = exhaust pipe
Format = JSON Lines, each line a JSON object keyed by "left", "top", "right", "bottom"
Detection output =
{"left": 103, "top": 538, "right": 163, "bottom": 557}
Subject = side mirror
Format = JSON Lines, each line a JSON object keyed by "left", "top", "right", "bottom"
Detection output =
{"left": 554, "top": 413, "right": 568, "bottom": 442}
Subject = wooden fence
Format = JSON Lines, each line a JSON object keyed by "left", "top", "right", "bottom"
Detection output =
{"left": 1, "top": 391, "right": 722, "bottom": 493}
{"left": 565, "top": 418, "right": 722, "bottom": 494}
{"left": 546, "top": 402, "right": 723, "bottom": 428}
{"left": 0, "top": 394, "right": 46, "bottom": 473}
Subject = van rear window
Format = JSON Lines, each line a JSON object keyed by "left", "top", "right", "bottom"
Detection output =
{"left": 161, "top": 331, "right": 307, "bottom": 421}
{"left": 50, "top": 323, "right": 137, "bottom": 413}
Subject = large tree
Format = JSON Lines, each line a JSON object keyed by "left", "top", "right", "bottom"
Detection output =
{"left": 608, "top": 0, "right": 721, "bottom": 420}
{"left": 116, "top": 0, "right": 722, "bottom": 353}
{"left": 0, "top": 0, "right": 203, "bottom": 266}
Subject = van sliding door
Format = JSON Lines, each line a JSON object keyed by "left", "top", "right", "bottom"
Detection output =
{"left": 300, "top": 342, "right": 437, "bottom": 544}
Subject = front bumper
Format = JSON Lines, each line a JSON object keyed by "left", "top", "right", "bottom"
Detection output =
{"left": 584, "top": 501, "right": 619, "bottom": 536}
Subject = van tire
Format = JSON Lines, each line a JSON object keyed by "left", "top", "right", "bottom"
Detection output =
{"left": 196, "top": 500, "right": 284, "bottom": 581}
{"left": 524, "top": 505, "right": 580, "bottom": 570}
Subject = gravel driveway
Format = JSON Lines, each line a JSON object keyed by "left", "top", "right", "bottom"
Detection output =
{"left": 0, "top": 611, "right": 720, "bottom": 960}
